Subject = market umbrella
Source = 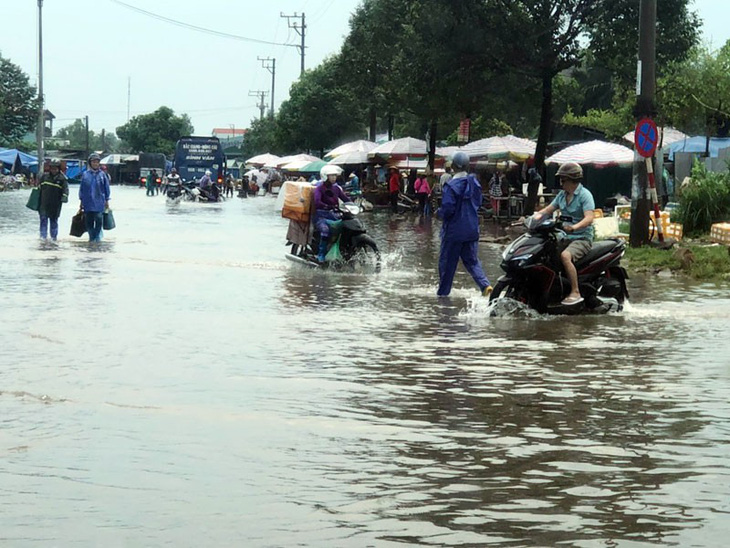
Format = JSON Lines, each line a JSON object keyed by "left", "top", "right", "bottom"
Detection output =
{"left": 545, "top": 140, "right": 634, "bottom": 167}
{"left": 327, "top": 150, "right": 371, "bottom": 165}
{"left": 245, "top": 153, "right": 281, "bottom": 167}
{"left": 276, "top": 153, "right": 320, "bottom": 168}
{"left": 461, "top": 135, "right": 536, "bottom": 161}
{"left": 622, "top": 126, "right": 689, "bottom": 148}
{"left": 369, "top": 137, "right": 428, "bottom": 158}
{"left": 325, "top": 140, "right": 376, "bottom": 160}
{"left": 297, "top": 159, "right": 328, "bottom": 173}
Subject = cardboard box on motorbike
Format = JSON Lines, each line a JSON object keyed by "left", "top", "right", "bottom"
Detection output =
{"left": 280, "top": 181, "right": 315, "bottom": 223}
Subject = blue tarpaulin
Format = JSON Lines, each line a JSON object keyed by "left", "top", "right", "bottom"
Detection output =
{"left": 0, "top": 148, "right": 38, "bottom": 166}
{"left": 666, "top": 136, "right": 730, "bottom": 160}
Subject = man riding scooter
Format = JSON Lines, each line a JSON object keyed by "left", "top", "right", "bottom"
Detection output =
{"left": 313, "top": 165, "right": 352, "bottom": 262}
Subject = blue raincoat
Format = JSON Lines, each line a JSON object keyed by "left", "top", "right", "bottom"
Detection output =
{"left": 436, "top": 173, "right": 490, "bottom": 296}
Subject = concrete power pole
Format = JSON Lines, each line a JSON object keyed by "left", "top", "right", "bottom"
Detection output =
{"left": 630, "top": 0, "right": 657, "bottom": 248}
{"left": 36, "top": 0, "right": 45, "bottom": 173}
{"left": 281, "top": 12, "right": 306, "bottom": 75}
{"left": 258, "top": 57, "right": 276, "bottom": 118}
{"left": 85, "top": 115, "right": 90, "bottom": 160}
{"left": 248, "top": 90, "right": 269, "bottom": 121}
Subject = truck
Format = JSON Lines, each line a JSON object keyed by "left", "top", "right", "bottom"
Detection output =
{"left": 139, "top": 152, "right": 167, "bottom": 187}
{"left": 172, "top": 137, "right": 226, "bottom": 184}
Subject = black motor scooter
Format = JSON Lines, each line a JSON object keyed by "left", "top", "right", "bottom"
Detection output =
{"left": 489, "top": 215, "right": 629, "bottom": 314}
{"left": 285, "top": 203, "right": 381, "bottom": 273}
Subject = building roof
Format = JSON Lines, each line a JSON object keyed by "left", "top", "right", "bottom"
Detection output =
{"left": 212, "top": 128, "right": 247, "bottom": 136}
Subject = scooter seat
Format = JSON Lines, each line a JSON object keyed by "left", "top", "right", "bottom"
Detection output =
{"left": 575, "top": 240, "right": 620, "bottom": 268}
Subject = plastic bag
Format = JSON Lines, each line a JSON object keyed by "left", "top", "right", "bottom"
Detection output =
{"left": 70, "top": 209, "right": 86, "bottom": 237}
{"left": 25, "top": 188, "right": 40, "bottom": 211}
{"left": 103, "top": 209, "right": 116, "bottom": 230}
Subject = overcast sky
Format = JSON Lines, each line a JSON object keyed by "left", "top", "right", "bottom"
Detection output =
{"left": 2, "top": 0, "right": 728, "bottom": 136}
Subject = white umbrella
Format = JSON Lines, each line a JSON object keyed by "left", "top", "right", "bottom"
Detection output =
{"left": 275, "top": 153, "right": 320, "bottom": 168}
{"left": 622, "top": 126, "right": 689, "bottom": 148}
{"left": 546, "top": 140, "right": 634, "bottom": 167}
{"left": 461, "top": 135, "right": 536, "bottom": 160}
{"left": 327, "top": 150, "right": 371, "bottom": 165}
{"left": 435, "top": 146, "right": 460, "bottom": 159}
{"left": 325, "top": 140, "right": 376, "bottom": 159}
{"left": 369, "top": 137, "right": 428, "bottom": 157}
{"left": 245, "top": 153, "right": 281, "bottom": 167}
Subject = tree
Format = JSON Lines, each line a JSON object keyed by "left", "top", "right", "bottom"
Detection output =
{"left": 587, "top": 0, "right": 700, "bottom": 88}
{"left": 658, "top": 42, "right": 730, "bottom": 143}
{"left": 275, "top": 57, "right": 365, "bottom": 156}
{"left": 54, "top": 119, "right": 121, "bottom": 152}
{"left": 0, "top": 53, "right": 39, "bottom": 146}
{"left": 339, "top": 0, "right": 405, "bottom": 141}
{"left": 240, "top": 116, "right": 283, "bottom": 159}
{"left": 116, "top": 106, "right": 194, "bottom": 155}
{"left": 492, "top": 0, "right": 600, "bottom": 214}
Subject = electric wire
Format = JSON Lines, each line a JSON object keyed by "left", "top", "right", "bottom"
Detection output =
{"left": 108, "top": 0, "right": 297, "bottom": 48}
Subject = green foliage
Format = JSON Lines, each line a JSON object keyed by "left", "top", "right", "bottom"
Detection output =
{"left": 675, "top": 161, "right": 730, "bottom": 235}
{"left": 444, "top": 116, "right": 513, "bottom": 146}
{"left": 54, "top": 119, "right": 120, "bottom": 152}
{"left": 625, "top": 245, "right": 730, "bottom": 281}
{"left": 658, "top": 42, "right": 730, "bottom": 136}
{"left": 116, "top": 106, "right": 194, "bottom": 156}
{"left": 562, "top": 104, "right": 634, "bottom": 140}
{"left": 0, "top": 54, "right": 39, "bottom": 146}
{"left": 240, "top": 116, "right": 283, "bottom": 158}
{"left": 275, "top": 57, "right": 365, "bottom": 155}
{"left": 587, "top": 0, "right": 700, "bottom": 87}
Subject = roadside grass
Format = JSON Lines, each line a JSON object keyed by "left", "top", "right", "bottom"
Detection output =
{"left": 624, "top": 244, "right": 730, "bottom": 281}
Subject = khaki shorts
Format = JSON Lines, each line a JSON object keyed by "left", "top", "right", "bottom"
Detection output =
{"left": 559, "top": 239, "right": 592, "bottom": 262}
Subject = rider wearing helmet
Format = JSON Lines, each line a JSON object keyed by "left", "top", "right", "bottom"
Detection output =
{"left": 313, "top": 164, "right": 352, "bottom": 262}
{"left": 534, "top": 161, "right": 595, "bottom": 306}
{"left": 436, "top": 151, "right": 492, "bottom": 297}
{"left": 79, "top": 152, "right": 111, "bottom": 241}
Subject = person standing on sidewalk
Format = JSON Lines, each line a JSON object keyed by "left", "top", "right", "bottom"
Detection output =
{"left": 388, "top": 167, "right": 400, "bottom": 213}
{"left": 79, "top": 153, "right": 111, "bottom": 242}
{"left": 38, "top": 159, "right": 69, "bottom": 240}
{"left": 436, "top": 151, "right": 492, "bottom": 297}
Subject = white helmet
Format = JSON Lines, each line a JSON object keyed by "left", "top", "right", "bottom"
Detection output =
{"left": 205, "top": 170, "right": 212, "bottom": 176}
{"left": 320, "top": 164, "right": 342, "bottom": 179}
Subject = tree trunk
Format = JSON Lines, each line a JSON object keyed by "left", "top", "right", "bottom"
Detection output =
{"left": 525, "top": 72, "right": 553, "bottom": 215}
{"left": 369, "top": 106, "right": 377, "bottom": 142}
{"left": 428, "top": 119, "right": 437, "bottom": 172}
{"left": 388, "top": 115, "right": 394, "bottom": 141}
{"left": 629, "top": 155, "right": 650, "bottom": 247}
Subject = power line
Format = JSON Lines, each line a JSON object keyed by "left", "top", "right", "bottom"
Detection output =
{"left": 108, "top": 0, "right": 298, "bottom": 48}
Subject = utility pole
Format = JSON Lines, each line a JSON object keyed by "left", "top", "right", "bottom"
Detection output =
{"left": 630, "top": 0, "right": 657, "bottom": 247}
{"left": 36, "top": 0, "right": 45, "bottom": 173}
{"left": 127, "top": 76, "right": 131, "bottom": 122}
{"left": 258, "top": 57, "right": 276, "bottom": 118}
{"left": 280, "top": 12, "right": 306, "bottom": 75}
{"left": 85, "top": 115, "right": 90, "bottom": 160}
{"left": 248, "top": 90, "right": 269, "bottom": 121}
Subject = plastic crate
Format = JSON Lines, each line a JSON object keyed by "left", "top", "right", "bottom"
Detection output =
{"left": 710, "top": 223, "right": 730, "bottom": 244}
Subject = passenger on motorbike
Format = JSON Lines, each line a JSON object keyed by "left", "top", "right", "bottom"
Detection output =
{"left": 533, "top": 162, "right": 595, "bottom": 306}
{"left": 164, "top": 168, "right": 181, "bottom": 195}
{"left": 313, "top": 165, "right": 352, "bottom": 262}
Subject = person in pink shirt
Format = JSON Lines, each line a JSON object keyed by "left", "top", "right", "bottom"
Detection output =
{"left": 414, "top": 172, "right": 431, "bottom": 214}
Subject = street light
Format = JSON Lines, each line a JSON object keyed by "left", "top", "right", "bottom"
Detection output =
{"left": 36, "top": 0, "right": 45, "bottom": 174}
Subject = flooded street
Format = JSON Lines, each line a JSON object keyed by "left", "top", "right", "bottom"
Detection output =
{"left": 1, "top": 186, "right": 730, "bottom": 547}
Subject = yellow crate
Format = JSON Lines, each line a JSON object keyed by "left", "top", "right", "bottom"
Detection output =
{"left": 710, "top": 223, "right": 730, "bottom": 244}
{"left": 652, "top": 221, "right": 683, "bottom": 241}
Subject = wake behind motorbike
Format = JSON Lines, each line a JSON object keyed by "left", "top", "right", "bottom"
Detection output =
{"left": 489, "top": 215, "right": 629, "bottom": 314}
{"left": 285, "top": 202, "right": 381, "bottom": 273}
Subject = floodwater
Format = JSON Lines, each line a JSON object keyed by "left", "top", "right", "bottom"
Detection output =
{"left": 1, "top": 186, "right": 729, "bottom": 547}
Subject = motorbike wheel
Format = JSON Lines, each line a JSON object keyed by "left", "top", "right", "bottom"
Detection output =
{"left": 489, "top": 280, "right": 514, "bottom": 302}
{"left": 350, "top": 240, "right": 381, "bottom": 273}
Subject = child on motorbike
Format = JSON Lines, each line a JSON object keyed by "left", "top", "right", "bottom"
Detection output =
{"left": 313, "top": 165, "right": 352, "bottom": 262}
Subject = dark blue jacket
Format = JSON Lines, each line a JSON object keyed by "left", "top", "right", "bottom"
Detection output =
{"left": 437, "top": 173, "right": 482, "bottom": 242}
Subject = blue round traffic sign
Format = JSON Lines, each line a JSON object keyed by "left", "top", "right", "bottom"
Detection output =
{"left": 634, "top": 118, "right": 659, "bottom": 158}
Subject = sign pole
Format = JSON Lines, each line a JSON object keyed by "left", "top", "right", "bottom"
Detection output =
{"left": 645, "top": 157, "right": 664, "bottom": 242}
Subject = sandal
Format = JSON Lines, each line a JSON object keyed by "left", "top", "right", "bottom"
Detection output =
{"left": 561, "top": 295, "right": 584, "bottom": 306}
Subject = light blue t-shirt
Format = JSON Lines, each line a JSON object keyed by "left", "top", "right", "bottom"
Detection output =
{"left": 550, "top": 184, "right": 595, "bottom": 240}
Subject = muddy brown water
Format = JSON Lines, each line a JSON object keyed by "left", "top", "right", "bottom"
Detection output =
{"left": 1, "top": 187, "right": 729, "bottom": 546}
